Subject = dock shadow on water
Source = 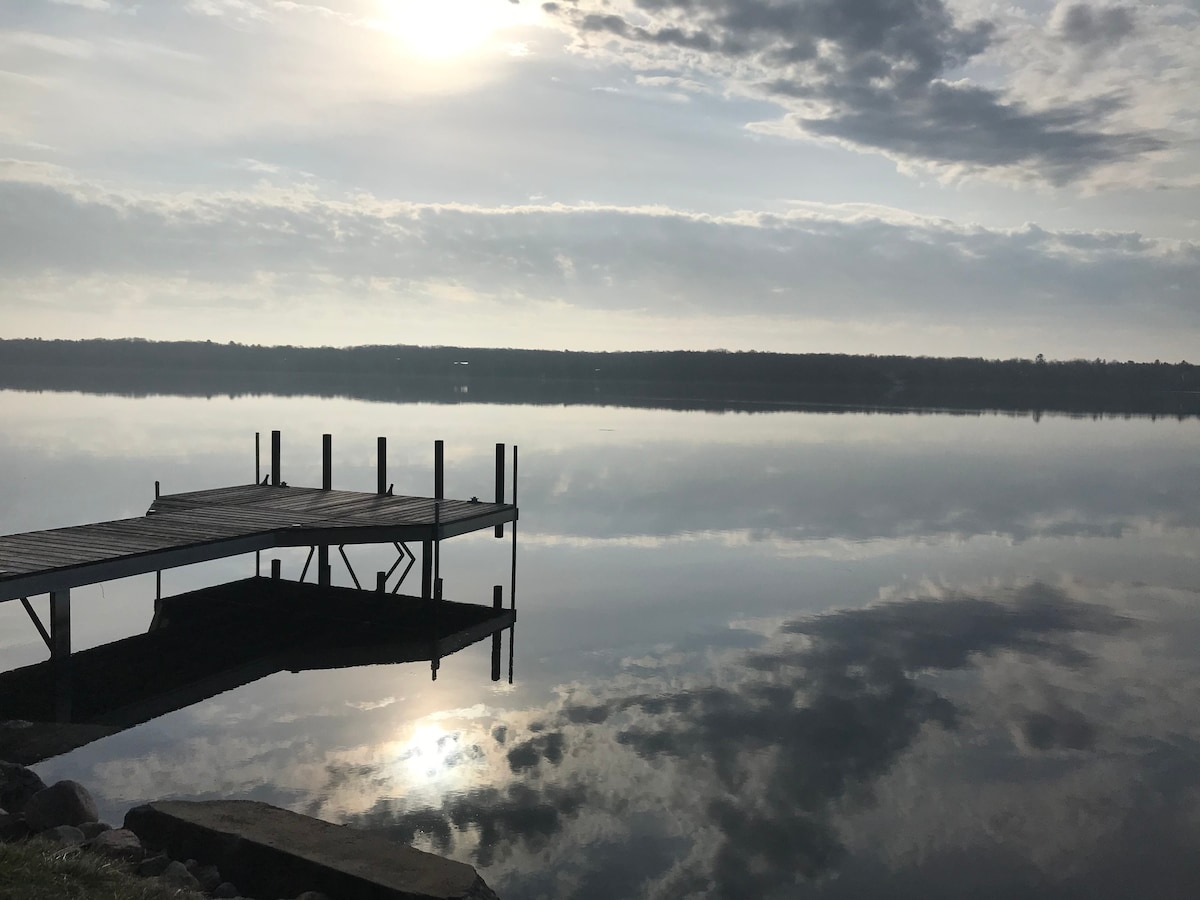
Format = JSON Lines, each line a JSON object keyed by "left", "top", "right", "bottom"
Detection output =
{"left": 0, "top": 578, "right": 515, "bottom": 767}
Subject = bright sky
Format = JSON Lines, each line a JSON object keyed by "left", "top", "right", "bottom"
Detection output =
{"left": 1, "top": 0, "right": 1197, "bottom": 360}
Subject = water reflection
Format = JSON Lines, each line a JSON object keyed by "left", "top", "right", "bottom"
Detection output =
{"left": 2, "top": 391, "right": 1200, "bottom": 898}
{"left": 0, "top": 578, "right": 514, "bottom": 766}
{"left": 345, "top": 580, "right": 1200, "bottom": 899}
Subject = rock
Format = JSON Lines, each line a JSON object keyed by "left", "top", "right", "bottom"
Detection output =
{"left": 0, "top": 761, "right": 47, "bottom": 815}
{"left": 23, "top": 780, "right": 99, "bottom": 831}
{"left": 294, "top": 892, "right": 332, "bottom": 900}
{"left": 161, "top": 860, "right": 202, "bottom": 891}
{"left": 79, "top": 821, "right": 113, "bottom": 840}
{"left": 126, "top": 799, "right": 497, "bottom": 900}
{"left": 38, "top": 824, "right": 85, "bottom": 846}
{"left": 0, "top": 812, "right": 31, "bottom": 843}
{"left": 90, "top": 827, "right": 145, "bottom": 862}
{"left": 213, "top": 883, "right": 241, "bottom": 898}
{"left": 192, "top": 862, "right": 223, "bottom": 892}
{"left": 138, "top": 854, "right": 172, "bottom": 877}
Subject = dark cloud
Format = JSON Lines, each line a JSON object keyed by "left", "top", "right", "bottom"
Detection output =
{"left": 1055, "top": 4, "right": 1137, "bottom": 47}
{"left": 549, "top": 0, "right": 1164, "bottom": 180}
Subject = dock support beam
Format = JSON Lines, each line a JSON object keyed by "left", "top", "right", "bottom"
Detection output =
{"left": 50, "top": 589, "right": 70, "bottom": 658}
{"left": 271, "top": 430, "right": 281, "bottom": 487}
{"left": 434, "top": 440, "right": 444, "bottom": 500}
{"left": 495, "top": 443, "right": 505, "bottom": 538}
{"left": 318, "top": 545, "right": 330, "bottom": 587}
{"left": 421, "top": 543, "right": 432, "bottom": 600}
{"left": 377, "top": 437, "right": 387, "bottom": 495}
{"left": 322, "top": 434, "right": 332, "bottom": 491}
{"left": 491, "top": 585, "right": 502, "bottom": 682}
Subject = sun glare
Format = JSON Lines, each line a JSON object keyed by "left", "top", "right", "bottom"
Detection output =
{"left": 378, "top": 0, "right": 538, "bottom": 60}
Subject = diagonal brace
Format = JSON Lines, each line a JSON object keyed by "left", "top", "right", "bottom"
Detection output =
{"left": 20, "top": 597, "right": 52, "bottom": 651}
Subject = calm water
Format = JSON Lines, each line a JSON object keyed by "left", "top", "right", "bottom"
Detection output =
{"left": 3, "top": 389, "right": 1200, "bottom": 898}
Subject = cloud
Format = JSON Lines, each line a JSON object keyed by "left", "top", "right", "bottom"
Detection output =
{"left": 1052, "top": 3, "right": 1137, "bottom": 48}
{"left": 1, "top": 169, "right": 1197, "bottom": 347}
{"left": 545, "top": 0, "right": 1169, "bottom": 183}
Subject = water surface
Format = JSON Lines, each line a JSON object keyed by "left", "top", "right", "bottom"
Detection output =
{"left": 2, "top": 389, "right": 1199, "bottom": 898}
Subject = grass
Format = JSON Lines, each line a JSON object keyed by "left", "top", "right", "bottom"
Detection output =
{"left": 0, "top": 839, "right": 207, "bottom": 900}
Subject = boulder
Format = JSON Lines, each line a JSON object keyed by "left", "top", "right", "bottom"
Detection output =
{"left": 23, "top": 780, "right": 98, "bottom": 831}
{"left": 161, "top": 860, "right": 201, "bottom": 891}
{"left": 80, "top": 821, "right": 113, "bottom": 840}
{"left": 137, "top": 854, "right": 172, "bottom": 877}
{"left": 0, "top": 761, "right": 47, "bottom": 815}
{"left": 38, "top": 824, "right": 85, "bottom": 846}
{"left": 192, "top": 862, "right": 223, "bottom": 892}
{"left": 0, "top": 812, "right": 31, "bottom": 843}
{"left": 90, "top": 827, "right": 145, "bottom": 862}
{"left": 213, "top": 882, "right": 241, "bottom": 898}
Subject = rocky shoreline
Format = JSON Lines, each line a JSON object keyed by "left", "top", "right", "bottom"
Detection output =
{"left": 2, "top": 761, "right": 330, "bottom": 900}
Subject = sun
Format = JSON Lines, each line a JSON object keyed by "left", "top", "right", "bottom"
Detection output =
{"left": 377, "top": 0, "right": 537, "bottom": 60}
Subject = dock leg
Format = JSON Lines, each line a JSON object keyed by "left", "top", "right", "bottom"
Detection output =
{"left": 421, "top": 541, "right": 432, "bottom": 600}
{"left": 318, "top": 545, "right": 331, "bottom": 587}
{"left": 271, "top": 430, "right": 281, "bottom": 487}
{"left": 50, "top": 589, "right": 70, "bottom": 658}
{"left": 377, "top": 437, "right": 387, "bottom": 495}
{"left": 491, "top": 585, "right": 502, "bottom": 682}
{"left": 322, "top": 433, "right": 332, "bottom": 491}
{"left": 154, "top": 570, "right": 162, "bottom": 615}
{"left": 494, "top": 443, "right": 505, "bottom": 538}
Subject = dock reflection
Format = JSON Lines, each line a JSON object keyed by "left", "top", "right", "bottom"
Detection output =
{"left": 0, "top": 577, "right": 515, "bottom": 765}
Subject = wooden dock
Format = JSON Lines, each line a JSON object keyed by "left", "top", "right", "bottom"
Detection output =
{"left": 0, "top": 484, "right": 514, "bottom": 602}
{"left": 0, "top": 431, "right": 519, "bottom": 660}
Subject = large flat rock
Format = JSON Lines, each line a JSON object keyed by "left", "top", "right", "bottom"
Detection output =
{"left": 125, "top": 800, "right": 497, "bottom": 900}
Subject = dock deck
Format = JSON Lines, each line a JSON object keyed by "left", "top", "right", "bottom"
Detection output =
{"left": 0, "top": 483, "right": 516, "bottom": 602}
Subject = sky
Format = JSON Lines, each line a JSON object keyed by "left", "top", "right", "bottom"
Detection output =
{"left": 1, "top": 0, "right": 1198, "bottom": 360}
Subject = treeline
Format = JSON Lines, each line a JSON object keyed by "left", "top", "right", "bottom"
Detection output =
{"left": 1, "top": 338, "right": 1196, "bottom": 395}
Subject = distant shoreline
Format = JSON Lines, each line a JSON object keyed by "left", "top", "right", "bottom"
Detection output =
{"left": 1, "top": 339, "right": 1197, "bottom": 419}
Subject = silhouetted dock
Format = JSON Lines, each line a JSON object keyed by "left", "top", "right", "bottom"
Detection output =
{"left": 0, "top": 430, "right": 519, "bottom": 665}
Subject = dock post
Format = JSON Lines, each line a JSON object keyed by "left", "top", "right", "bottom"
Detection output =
{"left": 376, "top": 571, "right": 386, "bottom": 594}
{"left": 322, "top": 434, "right": 332, "bottom": 491}
{"left": 318, "top": 545, "right": 330, "bottom": 587}
{"left": 494, "top": 443, "right": 505, "bottom": 538}
{"left": 377, "top": 437, "right": 387, "bottom": 495}
{"left": 155, "top": 480, "right": 160, "bottom": 500}
{"left": 49, "top": 589, "right": 70, "bottom": 658}
{"left": 433, "top": 502, "right": 441, "bottom": 593}
{"left": 271, "top": 430, "right": 281, "bottom": 487}
{"left": 255, "top": 431, "right": 260, "bottom": 485}
{"left": 434, "top": 440, "right": 444, "bottom": 500}
{"left": 510, "top": 445, "right": 518, "bottom": 613}
{"left": 491, "top": 585, "right": 502, "bottom": 682}
{"left": 271, "top": 559, "right": 281, "bottom": 580}
{"left": 421, "top": 542, "right": 432, "bottom": 600}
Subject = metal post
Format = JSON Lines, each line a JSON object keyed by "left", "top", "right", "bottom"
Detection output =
{"left": 255, "top": 431, "right": 261, "bottom": 485}
{"left": 433, "top": 502, "right": 441, "bottom": 593}
{"left": 510, "top": 445, "right": 518, "bottom": 613}
{"left": 434, "top": 440, "right": 444, "bottom": 500}
{"left": 318, "top": 545, "right": 330, "bottom": 587}
{"left": 271, "top": 559, "right": 281, "bottom": 580}
{"left": 494, "top": 442, "right": 505, "bottom": 538}
{"left": 271, "top": 430, "right": 281, "bottom": 487}
{"left": 322, "top": 433, "right": 332, "bottom": 491}
{"left": 50, "top": 589, "right": 70, "bottom": 658}
{"left": 377, "top": 437, "right": 387, "bottom": 495}
{"left": 491, "top": 585, "right": 503, "bottom": 682}
{"left": 154, "top": 480, "right": 160, "bottom": 500}
{"left": 421, "top": 541, "right": 433, "bottom": 600}
{"left": 376, "top": 571, "right": 386, "bottom": 594}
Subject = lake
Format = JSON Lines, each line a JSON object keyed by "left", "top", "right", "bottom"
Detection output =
{"left": 3, "top": 388, "right": 1200, "bottom": 899}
